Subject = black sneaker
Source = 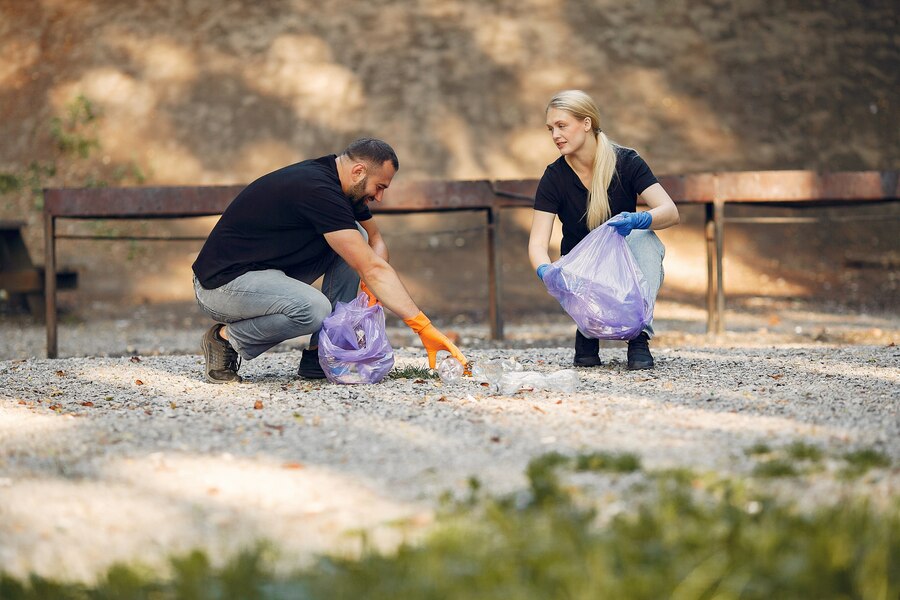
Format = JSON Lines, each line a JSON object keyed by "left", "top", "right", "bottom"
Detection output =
{"left": 297, "top": 348, "right": 326, "bottom": 379}
{"left": 574, "top": 329, "right": 602, "bottom": 367}
{"left": 627, "top": 332, "right": 654, "bottom": 370}
{"left": 201, "top": 324, "right": 242, "bottom": 383}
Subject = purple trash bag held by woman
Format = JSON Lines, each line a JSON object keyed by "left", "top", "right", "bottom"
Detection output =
{"left": 542, "top": 223, "right": 654, "bottom": 340}
{"left": 318, "top": 292, "right": 395, "bottom": 384}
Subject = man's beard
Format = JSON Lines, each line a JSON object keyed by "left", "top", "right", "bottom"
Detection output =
{"left": 348, "top": 177, "right": 371, "bottom": 208}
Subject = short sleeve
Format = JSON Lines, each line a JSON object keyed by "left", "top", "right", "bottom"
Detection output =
{"left": 298, "top": 184, "right": 360, "bottom": 234}
{"left": 627, "top": 152, "right": 659, "bottom": 196}
{"left": 353, "top": 203, "right": 372, "bottom": 222}
{"left": 533, "top": 168, "right": 560, "bottom": 214}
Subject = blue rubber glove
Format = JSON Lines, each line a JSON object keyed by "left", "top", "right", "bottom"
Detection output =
{"left": 607, "top": 211, "right": 652, "bottom": 236}
{"left": 536, "top": 264, "right": 550, "bottom": 281}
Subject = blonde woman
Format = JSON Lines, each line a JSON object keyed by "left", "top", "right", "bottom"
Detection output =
{"left": 529, "top": 90, "right": 680, "bottom": 370}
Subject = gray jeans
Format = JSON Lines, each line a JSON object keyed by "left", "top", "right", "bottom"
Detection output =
{"left": 194, "top": 228, "right": 364, "bottom": 360}
{"left": 625, "top": 229, "right": 666, "bottom": 338}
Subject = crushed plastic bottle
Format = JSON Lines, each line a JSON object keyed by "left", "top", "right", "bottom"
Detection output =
{"left": 498, "top": 369, "right": 579, "bottom": 395}
{"left": 467, "top": 357, "right": 526, "bottom": 392}
{"left": 437, "top": 355, "right": 465, "bottom": 382}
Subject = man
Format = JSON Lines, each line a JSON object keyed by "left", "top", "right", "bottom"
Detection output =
{"left": 192, "top": 138, "right": 466, "bottom": 383}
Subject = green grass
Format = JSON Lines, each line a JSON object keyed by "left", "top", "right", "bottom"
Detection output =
{"left": 574, "top": 450, "right": 642, "bottom": 473}
{"left": 785, "top": 441, "right": 824, "bottom": 462}
{"left": 745, "top": 442, "right": 772, "bottom": 456}
{"left": 2, "top": 454, "right": 898, "bottom": 599}
{"left": 752, "top": 458, "right": 799, "bottom": 478}
{"left": 841, "top": 448, "right": 892, "bottom": 479}
{"left": 387, "top": 365, "right": 438, "bottom": 379}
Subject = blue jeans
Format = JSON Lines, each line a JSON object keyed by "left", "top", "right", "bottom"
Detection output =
{"left": 625, "top": 229, "right": 666, "bottom": 338}
{"left": 193, "top": 228, "right": 364, "bottom": 360}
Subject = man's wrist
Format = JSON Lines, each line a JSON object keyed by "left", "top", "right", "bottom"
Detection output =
{"left": 403, "top": 311, "right": 431, "bottom": 333}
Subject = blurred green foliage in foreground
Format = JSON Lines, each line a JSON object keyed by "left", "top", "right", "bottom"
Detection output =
{"left": 2, "top": 452, "right": 897, "bottom": 599}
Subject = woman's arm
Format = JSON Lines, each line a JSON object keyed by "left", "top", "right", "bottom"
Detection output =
{"left": 528, "top": 210, "right": 556, "bottom": 270}
{"left": 640, "top": 183, "right": 680, "bottom": 230}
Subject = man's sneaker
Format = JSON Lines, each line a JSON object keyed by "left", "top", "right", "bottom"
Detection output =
{"left": 201, "top": 324, "right": 242, "bottom": 383}
{"left": 627, "top": 332, "right": 654, "bottom": 370}
{"left": 297, "top": 348, "right": 326, "bottom": 379}
{"left": 574, "top": 329, "right": 602, "bottom": 367}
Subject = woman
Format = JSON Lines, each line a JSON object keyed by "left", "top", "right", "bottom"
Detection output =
{"left": 529, "top": 90, "right": 679, "bottom": 370}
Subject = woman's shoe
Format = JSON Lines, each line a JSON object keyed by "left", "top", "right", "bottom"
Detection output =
{"left": 627, "top": 332, "right": 654, "bottom": 370}
{"left": 574, "top": 329, "right": 602, "bottom": 367}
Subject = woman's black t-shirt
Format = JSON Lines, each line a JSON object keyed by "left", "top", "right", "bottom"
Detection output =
{"left": 192, "top": 154, "right": 371, "bottom": 289}
{"left": 533, "top": 146, "right": 658, "bottom": 255}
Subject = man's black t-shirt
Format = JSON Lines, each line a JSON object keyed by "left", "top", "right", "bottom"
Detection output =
{"left": 533, "top": 146, "right": 658, "bottom": 255}
{"left": 192, "top": 155, "right": 371, "bottom": 289}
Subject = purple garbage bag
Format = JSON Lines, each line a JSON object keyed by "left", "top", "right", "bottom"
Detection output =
{"left": 318, "top": 292, "right": 395, "bottom": 384}
{"left": 543, "top": 223, "right": 653, "bottom": 340}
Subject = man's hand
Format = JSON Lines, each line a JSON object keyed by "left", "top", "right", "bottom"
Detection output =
{"left": 403, "top": 312, "right": 467, "bottom": 369}
{"left": 607, "top": 211, "right": 652, "bottom": 236}
{"left": 360, "top": 281, "right": 379, "bottom": 307}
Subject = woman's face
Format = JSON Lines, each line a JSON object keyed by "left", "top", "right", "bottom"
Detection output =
{"left": 546, "top": 108, "right": 592, "bottom": 156}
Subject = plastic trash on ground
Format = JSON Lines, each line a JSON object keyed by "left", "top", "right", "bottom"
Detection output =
{"left": 542, "top": 223, "right": 653, "bottom": 340}
{"left": 318, "top": 292, "right": 394, "bottom": 384}
{"left": 498, "top": 370, "right": 579, "bottom": 395}
{"left": 469, "top": 357, "right": 524, "bottom": 391}
{"left": 437, "top": 355, "right": 465, "bottom": 382}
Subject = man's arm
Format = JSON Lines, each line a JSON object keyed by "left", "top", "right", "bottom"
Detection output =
{"left": 324, "top": 228, "right": 414, "bottom": 317}
{"left": 359, "top": 217, "right": 389, "bottom": 262}
{"left": 324, "top": 228, "right": 467, "bottom": 368}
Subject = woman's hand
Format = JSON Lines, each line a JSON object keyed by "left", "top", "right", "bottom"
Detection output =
{"left": 607, "top": 211, "right": 652, "bottom": 236}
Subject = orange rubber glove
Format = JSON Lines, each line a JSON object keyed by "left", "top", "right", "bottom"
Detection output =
{"left": 360, "top": 281, "right": 379, "bottom": 307}
{"left": 403, "top": 311, "right": 467, "bottom": 369}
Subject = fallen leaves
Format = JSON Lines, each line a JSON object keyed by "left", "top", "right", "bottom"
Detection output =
{"left": 80, "top": 401, "right": 94, "bottom": 407}
{"left": 253, "top": 400, "right": 264, "bottom": 410}
{"left": 282, "top": 462, "right": 305, "bottom": 470}
{"left": 134, "top": 379, "right": 144, "bottom": 386}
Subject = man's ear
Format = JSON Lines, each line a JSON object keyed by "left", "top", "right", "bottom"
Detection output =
{"left": 350, "top": 162, "right": 367, "bottom": 182}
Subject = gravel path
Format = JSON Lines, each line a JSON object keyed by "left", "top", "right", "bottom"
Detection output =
{"left": 1, "top": 332, "right": 898, "bottom": 582}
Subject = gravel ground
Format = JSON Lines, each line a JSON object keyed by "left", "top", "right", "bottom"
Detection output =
{"left": 1, "top": 304, "right": 898, "bottom": 583}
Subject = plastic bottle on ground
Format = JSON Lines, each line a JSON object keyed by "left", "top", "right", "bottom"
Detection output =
{"left": 498, "top": 369, "right": 579, "bottom": 395}
{"left": 437, "top": 355, "right": 465, "bottom": 382}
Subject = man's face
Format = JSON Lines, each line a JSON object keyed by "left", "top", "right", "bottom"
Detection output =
{"left": 348, "top": 160, "right": 396, "bottom": 208}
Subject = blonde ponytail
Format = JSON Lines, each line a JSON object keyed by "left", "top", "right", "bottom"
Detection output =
{"left": 586, "top": 131, "right": 617, "bottom": 230}
{"left": 546, "top": 90, "right": 618, "bottom": 230}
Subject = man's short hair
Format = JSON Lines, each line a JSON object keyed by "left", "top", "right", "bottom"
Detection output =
{"left": 342, "top": 138, "right": 399, "bottom": 171}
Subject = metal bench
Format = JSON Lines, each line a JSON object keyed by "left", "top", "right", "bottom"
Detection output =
{"left": 42, "top": 170, "right": 899, "bottom": 358}
{"left": 42, "top": 181, "right": 519, "bottom": 358}
{"left": 494, "top": 170, "right": 899, "bottom": 332}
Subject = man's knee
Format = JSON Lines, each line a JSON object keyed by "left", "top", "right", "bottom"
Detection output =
{"left": 282, "top": 293, "right": 332, "bottom": 331}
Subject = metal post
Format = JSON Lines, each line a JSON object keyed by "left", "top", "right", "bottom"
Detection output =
{"left": 486, "top": 207, "right": 503, "bottom": 340}
{"left": 44, "top": 211, "right": 58, "bottom": 358}
{"left": 704, "top": 202, "right": 717, "bottom": 334}
{"left": 714, "top": 200, "right": 726, "bottom": 334}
